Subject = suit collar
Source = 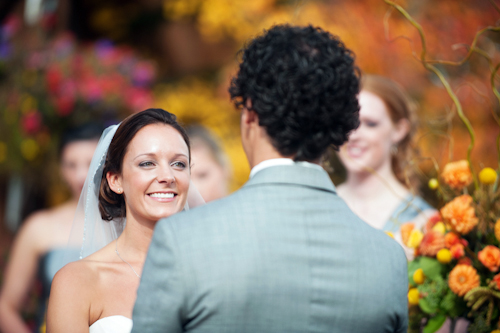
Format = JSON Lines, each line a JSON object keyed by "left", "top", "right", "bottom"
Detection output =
{"left": 243, "top": 164, "right": 336, "bottom": 194}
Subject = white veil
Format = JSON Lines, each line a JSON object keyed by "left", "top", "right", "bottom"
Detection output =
{"left": 64, "top": 122, "right": 205, "bottom": 262}
{"left": 66, "top": 124, "right": 122, "bottom": 259}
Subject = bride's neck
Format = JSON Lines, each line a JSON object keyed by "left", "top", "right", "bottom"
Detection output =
{"left": 118, "top": 218, "right": 155, "bottom": 262}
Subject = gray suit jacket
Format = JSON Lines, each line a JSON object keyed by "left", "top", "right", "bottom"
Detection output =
{"left": 132, "top": 164, "right": 408, "bottom": 332}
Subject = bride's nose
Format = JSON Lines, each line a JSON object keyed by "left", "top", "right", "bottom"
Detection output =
{"left": 156, "top": 165, "right": 175, "bottom": 184}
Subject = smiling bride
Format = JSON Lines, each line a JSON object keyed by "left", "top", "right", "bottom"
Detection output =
{"left": 47, "top": 108, "right": 204, "bottom": 332}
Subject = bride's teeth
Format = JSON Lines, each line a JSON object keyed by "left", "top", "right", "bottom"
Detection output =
{"left": 150, "top": 193, "right": 175, "bottom": 198}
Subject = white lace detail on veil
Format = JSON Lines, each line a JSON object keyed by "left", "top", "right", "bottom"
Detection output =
{"left": 66, "top": 124, "right": 122, "bottom": 260}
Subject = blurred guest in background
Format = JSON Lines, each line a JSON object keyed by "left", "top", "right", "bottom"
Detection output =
{"left": 0, "top": 123, "right": 102, "bottom": 333}
{"left": 186, "top": 125, "right": 231, "bottom": 202}
{"left": 336, "top": 74, "right": 435, "bottom": 257}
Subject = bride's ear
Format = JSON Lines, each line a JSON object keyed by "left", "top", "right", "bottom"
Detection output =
{"left": 106, "top": 171, "right": 123, "bottom": 194}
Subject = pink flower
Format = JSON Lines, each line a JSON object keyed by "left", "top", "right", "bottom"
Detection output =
{"left": 79, "top": 76, "right": 102, "bottom": 101}
{"left": 46, "top": 66, "right": 63, "bottom": 94}
{"left": 125, "top": 87, "right": 153, "bottom": 113}
{"left": 132, "top": 61, "right": 155, "bottom": 87}
{"left": 21, "top": 111, "right": 42, "bottom": 134}
{"left": 53, "top": 96, "right": 74, "bottom": 116}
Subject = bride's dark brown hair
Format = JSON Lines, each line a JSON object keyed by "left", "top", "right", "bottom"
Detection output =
{"left": 98, "top": 108, "right": 190, "bottom": 221}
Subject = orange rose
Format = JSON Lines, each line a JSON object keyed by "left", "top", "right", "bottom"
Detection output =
{"left": 448, "top": 264, "right": 480, "bottom": 296}
{"left": 444, "top": 232, "right": 460, "bottom": 249}
{"left": 418, "top": 231, "right": 445, "bottom": 257}
{"left": 450, "top": 243, "right": 465, "bottom": 259}
{"left": 400, "top": 223, "right": 414, "bottom": 246}
{"left": 440, "top": 195, "right": 478, "bottom": 235}
{"left": 441, "top": 160, "right": 473, "bottom": 189}
{"left": 478, "top": 245, "right": 500, "bottom": 272}
{"left": 492, "top": 273, "right": 500, "bottom": 289}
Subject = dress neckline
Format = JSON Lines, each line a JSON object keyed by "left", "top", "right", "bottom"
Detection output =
{"left": 90, "top": 315, "right": 132, "bottom": 328}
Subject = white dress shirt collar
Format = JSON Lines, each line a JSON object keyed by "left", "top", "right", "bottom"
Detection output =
{"left": 249, "top": 158, "right": 324, "bottom": 178}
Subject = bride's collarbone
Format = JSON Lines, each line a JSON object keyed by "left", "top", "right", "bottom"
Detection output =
{"left": 87, "top": 266, "right": 139, "bottom": 326}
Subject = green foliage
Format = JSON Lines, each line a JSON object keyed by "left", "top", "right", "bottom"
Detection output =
{"left": 467, "top": 305, "right": 493, "bottom": 333}
{"left": 419, "top": 257, "right": 443, "bottom": 280}
{"left": 408, "top": 257, "right": 443, "bottom": 285}
{"left": 440, "top": 289, "right": 466, "bottom": 318}
{"left": 418, "top": 277, "right": 447, "bottom": 314}
{"left": 423, "top": 314, "right": 446, "bottom": 333}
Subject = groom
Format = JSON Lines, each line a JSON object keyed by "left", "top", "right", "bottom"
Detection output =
{"left": 132, "top": 25, "right": 408, "bottom": 332}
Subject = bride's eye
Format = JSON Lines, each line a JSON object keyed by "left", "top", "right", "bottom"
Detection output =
{"left": 171, "top": 161, "right": 187, "bottom": 169}
{"left": 139, "top": 161, "right": 154, "bottom": 167}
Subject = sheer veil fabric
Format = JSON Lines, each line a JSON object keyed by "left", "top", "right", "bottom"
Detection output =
{"left": 63, "top": 123, "right": 204, "bottom": 264}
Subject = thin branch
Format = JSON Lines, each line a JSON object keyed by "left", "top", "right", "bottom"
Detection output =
{"left": 425, "top": 26, "right": 500, "bottom": 66}
{"left": 384, "top": 0, "right": 479, "bottom": 190}
{"left": 489, "top": 0, "right": 500, "bottom": 15}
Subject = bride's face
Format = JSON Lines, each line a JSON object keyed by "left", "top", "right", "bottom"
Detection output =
{"left": 115, "top": 123, "right": 190, "bottom": 225}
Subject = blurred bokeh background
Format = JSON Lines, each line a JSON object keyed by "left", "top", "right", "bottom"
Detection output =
{"left": 0, "top": 0, "right": 499, "bottom": 326}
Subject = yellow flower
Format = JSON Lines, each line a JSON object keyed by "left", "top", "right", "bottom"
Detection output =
{"left": 428, "top": 178, "right": 439, "bottom": 190}
{"left": 413, "top": 268, "right": 425, "bottom": 284}
{"left": 20, "top": 139, "right": 39, "bottom": 161}
{"left": 400, "top": 223, "right": 414, "bottom": 246}
{"left": 441, "top": 160, "right": 473, "bottom": 189}
{"left": 385, "top": 231, "right": 394, "bottom": 239}
{"left": 432, "top": 222, "right": 446, "bottom": 235}
{"left": 407, "top": 230, "right": 424, "bottom": 248}
{"left": 479, "top": 167, "right": 497, "bottom": 185}
{"left": 408, "top": 288, "right": 420, "bottom": 305}
{"left": 437, "top": 248, "right": 452, "bottom": 264}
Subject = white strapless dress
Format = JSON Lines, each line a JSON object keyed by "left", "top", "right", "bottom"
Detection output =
{"left": 89, "top": 315, "right": 133, "bottom": 333}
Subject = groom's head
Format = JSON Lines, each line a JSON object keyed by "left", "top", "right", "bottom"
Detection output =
{"left": 229, "top": 25, "right": 360, "bottom": 167}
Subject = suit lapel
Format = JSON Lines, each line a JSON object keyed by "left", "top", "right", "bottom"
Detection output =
{"left": 243, "top": 164, "right": 336, "bottom": 194}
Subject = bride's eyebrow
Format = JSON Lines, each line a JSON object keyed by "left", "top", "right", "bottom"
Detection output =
{"left": 172, "top": 153, "right": 189, "bottom": 160}
{"left": 133, "top": 153, "right": 156, "bottom": 160}
{"left": 133, "top": 152, "right": 188, "bottom": 160}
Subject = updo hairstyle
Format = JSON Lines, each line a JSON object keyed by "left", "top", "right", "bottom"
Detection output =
{"left": 362, "top": 74, "right": 418, "bottom": 189}
{"left": 98, "top": 108, "right": 190, "bottom": 221}
{"left": 229, "top": 24, "right": 361, "bottom": 161}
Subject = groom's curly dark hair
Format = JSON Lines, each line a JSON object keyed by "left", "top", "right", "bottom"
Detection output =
{"left": 229, "top": 24, "right": 360, "bottom": 161}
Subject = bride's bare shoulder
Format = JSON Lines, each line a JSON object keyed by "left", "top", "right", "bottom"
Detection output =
{"left": 52, "top": 260, "right": 99, "bottom": 293}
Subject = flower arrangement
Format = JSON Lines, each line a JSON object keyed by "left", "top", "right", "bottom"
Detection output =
{"left": 403, "top": 160, "right": 500, "bottom": 332}
{"left": 381, "top": 2, "right": 500, "bottom": 332}
{"left": 0, "top": 15, "right": 156, "bottom": 175}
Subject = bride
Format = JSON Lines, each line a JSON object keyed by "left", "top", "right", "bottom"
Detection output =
{"left": 47, "top": 108, "right": 204, "bottom": 332}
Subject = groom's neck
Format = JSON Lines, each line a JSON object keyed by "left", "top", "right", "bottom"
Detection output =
{"left": 246, "top": 136, "right": 292, "bottom": 169}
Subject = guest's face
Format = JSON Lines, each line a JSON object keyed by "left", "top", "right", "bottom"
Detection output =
{"left": 60, "top": 140, "right": 99, "bottom": 198}
{"left": 339, "top": 90, "right": 401, "bottom": 174}
{"left": 191, "top": 144, "right": 228, "bottom": 202}
{"left": 115, "top": 124, "right": 190, "bottom": 225}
